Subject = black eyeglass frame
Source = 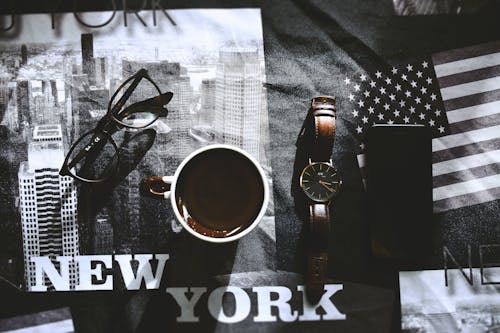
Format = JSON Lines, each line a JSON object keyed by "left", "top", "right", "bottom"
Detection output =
{"left": 59, "top": 68, "right": 172, "bottom": 183}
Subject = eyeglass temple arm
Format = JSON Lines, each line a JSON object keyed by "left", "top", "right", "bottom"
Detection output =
{"left": 115, "top": 92, "right": 173, "bottom": 120}
{"left": 132, "top": 91, "right": 173, "bottom": 108}
{"left": 64, "top": 132, "right": 109, "bottom": 171}
{"left": 110, "top": 70, "right": 146, "bottom": 115}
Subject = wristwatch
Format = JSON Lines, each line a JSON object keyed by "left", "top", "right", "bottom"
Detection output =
{"left": 299, "top": 96, "right": 342, "bottom": 301}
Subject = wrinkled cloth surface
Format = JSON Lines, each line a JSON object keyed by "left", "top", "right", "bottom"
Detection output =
{"left": 1, "top": 0, "right": 500, "bottom": 332}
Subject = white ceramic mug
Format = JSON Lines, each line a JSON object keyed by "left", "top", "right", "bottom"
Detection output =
{"left": 141, "top": 144, "right": 269, "bottom": 243}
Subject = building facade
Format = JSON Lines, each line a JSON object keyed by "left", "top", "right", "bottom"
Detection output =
{"left": 214, "top": 47, "right": 262, "bottom": 160}
{"left": 18, "top": 124, "right": 79, "bottom": 291}
{"left": 81, "top": 33, "right": 95, "bottom": 86}
{"left": 200, "top": 78, "right": 216, "bottom": 126}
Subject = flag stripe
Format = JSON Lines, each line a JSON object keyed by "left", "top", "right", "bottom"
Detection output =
{"left": 446, "top": 100, "right": 500, "bottom": 124}
{"left": 434, "top": 186, "right": 500, "bottom": 213}
{"left": 434, "top": 42, "right": 500, "bottom": 212}
{"left": 432, "top": 125, "right": 500, "bottom": 152}
{"left": 433, "top": 173, "right": 500, "bottom": 201}
{"left": 433, "top": 163, "right": 500, "bottom": 187}
{"left": 432, "top": 149, "right": 500, "bottom": 176}
{"left": 1, "top": 319, "right": 74, "bottom": 333}
{"left": 0, "top": 309, "right": 73, "bottom": 332}
{"left": 440, "top": 76, "right": 500, "bottom": 100}
{"left": 433, "top": 137, "right": 500, "bottom": 163}
{"left": 434, "top": 51, "right": 500, "bottom": 78}
{"left": 448, "top": 112, "right": 500, "bottom": 134}
{"left": 432, "top": 41, "right": 500, "bottom": 66}
{"left": 438, "top": 64, "right": 500, "bottom": 89}
{"left": 443, "top": 88, "right": 500, "bottom": 111}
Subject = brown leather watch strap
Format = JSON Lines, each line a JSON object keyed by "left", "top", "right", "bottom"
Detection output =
{"left": 304, "top": 96, "right": 337, "bottom": 302}
{"left": 307, "top": 203, "right": 330, "bottom": 301}
{"left": 311, "top": 96, "right": 336, "bottom": 161}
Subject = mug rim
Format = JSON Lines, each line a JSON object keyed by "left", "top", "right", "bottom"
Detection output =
{"left": 169, "top": 144, "right": 269, "bottom": 243}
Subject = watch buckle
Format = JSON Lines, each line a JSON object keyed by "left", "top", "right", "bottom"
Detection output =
{"left": 308, "top": 159, "right": 332, "bottom": 165}
{"left": 311, "top": 96, "right": 336, "bottom": 109}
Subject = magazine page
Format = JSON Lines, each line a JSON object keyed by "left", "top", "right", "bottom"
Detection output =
{"left": 400, "top": 268, "right": 500, "bottom": 332}
{"left": 0, "top": 9, "right": 276, "bottom": 292}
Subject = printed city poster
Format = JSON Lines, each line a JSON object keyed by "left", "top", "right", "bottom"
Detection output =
{"left": 392, "top": 0, "right": 491, "bottom": 15}
{"left": 400, "top": 267, "right": 500, "bottom": 332}
{"left": 0, "top": 9, "right": 276, "bottom": 292}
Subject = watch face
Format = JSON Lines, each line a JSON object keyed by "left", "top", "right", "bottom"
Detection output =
{"left": 300, "top": 162, "right": 342, "bottom": 202}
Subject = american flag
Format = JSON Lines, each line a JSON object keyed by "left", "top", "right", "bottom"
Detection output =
{"left": 349, "top": 41, "right": 500, "bottom": 213}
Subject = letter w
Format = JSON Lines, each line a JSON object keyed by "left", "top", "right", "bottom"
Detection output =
{"left": 115, "top": 254, "right": 169, "bottom": 290}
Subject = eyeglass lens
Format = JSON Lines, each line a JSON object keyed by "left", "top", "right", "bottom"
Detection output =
{"left": 65, "top": 131, "right": 119, "bottom": 182}
{"left": 110, "top": 75, "right": 163, "bottom": 128}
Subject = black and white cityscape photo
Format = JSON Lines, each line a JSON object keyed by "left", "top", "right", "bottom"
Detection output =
{"left": 0, "top": 9, "right": 276, "bottom": 291}
{"left": 400, "top": 269, "right": 500, "bottom": 332}
{"left": 392, "top": 0, "right": 491, "bottom": 15}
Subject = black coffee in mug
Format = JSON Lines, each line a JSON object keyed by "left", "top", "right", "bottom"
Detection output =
{"left": 175, "top": 148, "right": 265, "bottom": 238}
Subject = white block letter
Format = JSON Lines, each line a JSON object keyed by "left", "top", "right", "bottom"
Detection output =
{"left": 298, "top": 284, "right": 345, "bottom": 321}
{"left": 115, "top": 254, "right": 169, "bottom": 290}
{"left": 166, "top": 287, "right": 207, "bottom": 322}
{"left": 253, "top": 286, "right": 298, "bottom": 322}
{"left": 31, "top": 256, "right": 71, "bottom": 292}
{"left": 75, "top": 255, "right": 113, "bottom": 291}
{"left": 208, "top": 286, "right": 251, "bottom": 323}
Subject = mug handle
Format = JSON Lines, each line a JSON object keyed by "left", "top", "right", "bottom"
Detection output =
{"left": 140, "top": 176, "right": 175, "bottom": 199}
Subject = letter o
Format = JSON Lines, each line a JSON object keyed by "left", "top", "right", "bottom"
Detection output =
{"left": 0, "top": 15, "right": 15, "bottom": 32}
{"left": 73, "top": 0, "right": 116, "bottom": 28}
{"left": 207, "top": 286, "right": 251, "bottom": 323}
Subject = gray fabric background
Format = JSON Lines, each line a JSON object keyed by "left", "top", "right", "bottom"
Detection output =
{"left": 1, "top": 0, "right": 500, "bottom": 332}
{"left": 263, "top": 0, "right": 500, "bottom": 276}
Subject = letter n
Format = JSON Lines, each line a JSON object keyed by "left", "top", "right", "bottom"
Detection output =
{"left": 30, "top": 256, "right": 71, "bottom": 292}
{"left": 443, "top": 245, "right": 473, "bottom": 287}
{"left": 479, "top": 244, "right": 500, "bottom": 285}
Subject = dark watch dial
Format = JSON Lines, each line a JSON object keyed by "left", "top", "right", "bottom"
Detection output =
{"left": 300, "top": 162, "right": 342, "bottom": 202}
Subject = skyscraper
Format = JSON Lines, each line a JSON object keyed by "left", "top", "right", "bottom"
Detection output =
{"left": 81, "top": 33, "right": 95, "bottom": 86}
{"left": 48, "top": 80, "right": 56, "bottom": 104}
{"left": 0, "top": 70, "right": 9, "bottom": 116}
{"left": 16, "top": 80, "right": 30, "bottom": 137}
{"left": 94, "top": 57, "right": 107, "bottom": 87}
{"left": 94, "top": 210, "right": 113, "bottom": 254}
{"left": 18, "top": 124, "right": 79, "bottom": 291}
{"left": 4, "top": 81, "right": 18, "bottom": 133}
{"left": 21, "top": 45, "right": 28, "bottom": 66}
{"left": 70, "top": 74, "right": 109, "bottom": 141}
{"left": 214, "top": 47, "right": 262, "bottom": 160}
{"left": 29, "top": 80, "right": 57, "bottom": 125}
{"left": 200, "top": 79, "right": 216, "bottom": 126}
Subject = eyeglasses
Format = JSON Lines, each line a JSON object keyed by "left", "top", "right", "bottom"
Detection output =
{"left": 60, "top": 68, "right": 173, "bottom": 183}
